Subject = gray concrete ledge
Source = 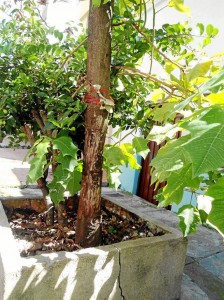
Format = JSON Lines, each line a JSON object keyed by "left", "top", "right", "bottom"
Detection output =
{"left": 0, "top": 189, "right": 187, "bottom": 300}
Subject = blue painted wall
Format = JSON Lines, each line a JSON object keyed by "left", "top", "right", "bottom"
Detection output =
{"left": 119, "top": 156, "right": 141, "bottom": 194}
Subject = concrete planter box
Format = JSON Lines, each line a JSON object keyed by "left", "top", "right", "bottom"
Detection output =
{"left": 0, "top": 190, "right": 187, "bottom": 300}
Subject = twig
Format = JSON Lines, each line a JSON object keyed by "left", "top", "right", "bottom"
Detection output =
{"left": 114, "top": 65, "right": 175, "bottom": 90}
{"left": 60, "top": 37, "right": 88, "bottom": 70}
{"left": 149, "top": 0, "right": 156, "bottom": 74}
{"left": 132, "top": 22, "right": 185, "bottom": 71}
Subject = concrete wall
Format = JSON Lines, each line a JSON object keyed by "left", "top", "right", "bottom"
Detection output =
{"left": 0, "top": 192, "right": 187, "bottom": 300}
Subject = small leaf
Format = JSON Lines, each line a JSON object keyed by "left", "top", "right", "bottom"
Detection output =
{"left": 178, "top": 205, "right": 200, "bottom": 236}
{"left": 187, "top": 61, "right": 212, "bottom": 82}
{"left": 168, "top": 0, "right": 191, "bottom": 16}
{"left": 197, "top": 23, "right": 204, "bottom": 35}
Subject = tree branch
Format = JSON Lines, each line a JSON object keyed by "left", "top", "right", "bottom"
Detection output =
{"left": 132, "top": 22, "right": 185, "bottom": 71}
{"left": 114, "top": 65, "right": 176, "bottom": 91}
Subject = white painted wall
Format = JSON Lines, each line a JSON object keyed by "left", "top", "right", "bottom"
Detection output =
{"left": 146, "top": 0, "right": 224, "bottom": 56}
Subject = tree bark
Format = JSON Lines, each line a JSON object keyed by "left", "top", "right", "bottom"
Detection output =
{"left": 75, "top": 0, "right": 112, "bottom": 247}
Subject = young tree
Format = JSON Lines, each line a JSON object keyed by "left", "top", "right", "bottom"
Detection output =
{"left": 75, "top": 0, "right": 112, "bottom": 247}
{"left": 0, "top": 0, "right": 223, "bottom": 248}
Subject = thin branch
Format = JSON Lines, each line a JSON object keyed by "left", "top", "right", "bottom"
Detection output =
{"left": 132, "top": 22, "right": 185, "bottom": 71}
{"left": 60, "top": 37, "right": 88, "bottom": 70}
{"left": 72, "top": 80, "right": 87, "bottom": 98}
{"left": 156, "top": 5, "right": 168, "bottom": 14}
{"left": 114, "top": 65, "right": 175, "bottom": 90}
{"left": 34, "top": 5, "right": 50, "bottom": 28}
{"left": 149, "top": 0, "right": 156, "bottom": 74}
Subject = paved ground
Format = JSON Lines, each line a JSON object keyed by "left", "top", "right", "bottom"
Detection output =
{"left": 0, "top": 144, "right": 224, "bottom": 299}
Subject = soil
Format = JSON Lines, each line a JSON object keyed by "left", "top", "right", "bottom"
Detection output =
{"left": 6, "top": 206, "right": 165, "bottom": 257}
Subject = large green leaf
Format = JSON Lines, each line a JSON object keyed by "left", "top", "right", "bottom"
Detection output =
{"left": 27, "top": 140, "right": 50, "bottom": 183}
{"left": 132, "top": 137, "right": 149, "bottom": 159}
{"left": 153, "top": 103, "right": 176, "bottom": 122}
{"left": 56, "top": 154, "right": 78, "bottom": 172}
{"left": 187, "top": 61, "right": 212, "bottom": 82}
{"left": 53, "top": 136, "right": 78, "bottom": 157}
{"left": 104, "top": 144, "right": 141, "bottom": 170}
{"left": 182, "top": 106, "right": 224, "bottom": 176}
{"left": 119, "top": 143, "right": 141, "bottom": 169}
{"left": 150, "top": 135, "right": 191, "bottom": 183}
{"left": 205, "top": 177, "right": 224, "bottom": 235}
{"left": 163, "top": 164, "right": 200, "bottom": 205}
{"left": 147, "top": 124, "right": 180, "bottom": 144}
{"left": 49, "top": 184, "right": 65, "bottom": 204}
{"left": 104, "top": 147, "right": 126, "bottom": 166}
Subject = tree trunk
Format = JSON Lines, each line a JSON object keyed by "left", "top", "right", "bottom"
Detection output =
{"left": 75, "top": 0, "right": 112, "bottom": 247}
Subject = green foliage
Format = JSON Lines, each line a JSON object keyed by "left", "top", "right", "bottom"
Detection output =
{"left": 168, "top": 0, "right": 191, "bottom": 16}
{"left": 178, "top": 205, "right": 200, "bottom": 237}
{"left": 132, "top": 137, "right": 149, "bottom": 159}
{"left": 151, "top": 105, "right": 224, "bottom": 236}
{"left": 27, "top": 138, "right": 51, "bottom": 184}
{"left": 1, "top": 0, "right": 224, "bottom": 239}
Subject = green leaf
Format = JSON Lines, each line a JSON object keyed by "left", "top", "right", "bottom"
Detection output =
{"left": 49, "top": 184, "right": 65, "bottom": 204}
{"left": 163, "top": 164, "right": 200, "bottom": 205}
{"left": 56, "top": 155, "right": 78, "bottom": 172}
{"left": 153, "top": 103, "right": 176, "bottom": 122}
{"left": 53, "top": 136, "right": 78, "bottom": 157}
{"left": 200, "top": 67, "right": 224, "bottom": 93}
{"left": 132, "top": 137, "right": 149, "bottom": 159}
{"left": 104, "top": 144, "right": 140, "bottom": 170}
{"left": 168, "top": 0, "right": 191, "bottom": 16}
{"left": 106, "top": 167, "right": 122, "bottom": 190}
{"left": 66, "top": 169, "right": 82, "bottom": 195}
{"left": 187, "top": 61, "right": 212, "bottom": 82}
{"left": 27, "top": 140, "right": 50, "bottom": 183}
{"left": 150, "top": 135, "right": 191, "bottom": 183}
{"left": 178, "top": 205, "right": 200, "bottom": 236}
{"left": 205, "top": 177, "right": 224, "bottom": 235}
{"left": 147, "top": 124, "right": 180, "bottom": 144}
{"left": 119, "top": 143, "right": 141, "bottom": 169}
{"left": 206, "top": 24, "right": 219, "bottom": 37}
{"left": 181, "top": 106, "right": 224, "bottom": 176}
{"left": 197, "top": 23, "right": 204, "bottom": 35}
{"left": 104, "top": 147, "right": 126, "bottom": 166}
{"left": 203, "top": 37, "right": 211, "bottom": 48}
{"left": 92, "top": 0, "right": 101, "bottom": 6}
{"left": 167, "top": 67, "right": 224, "bottom": 118}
